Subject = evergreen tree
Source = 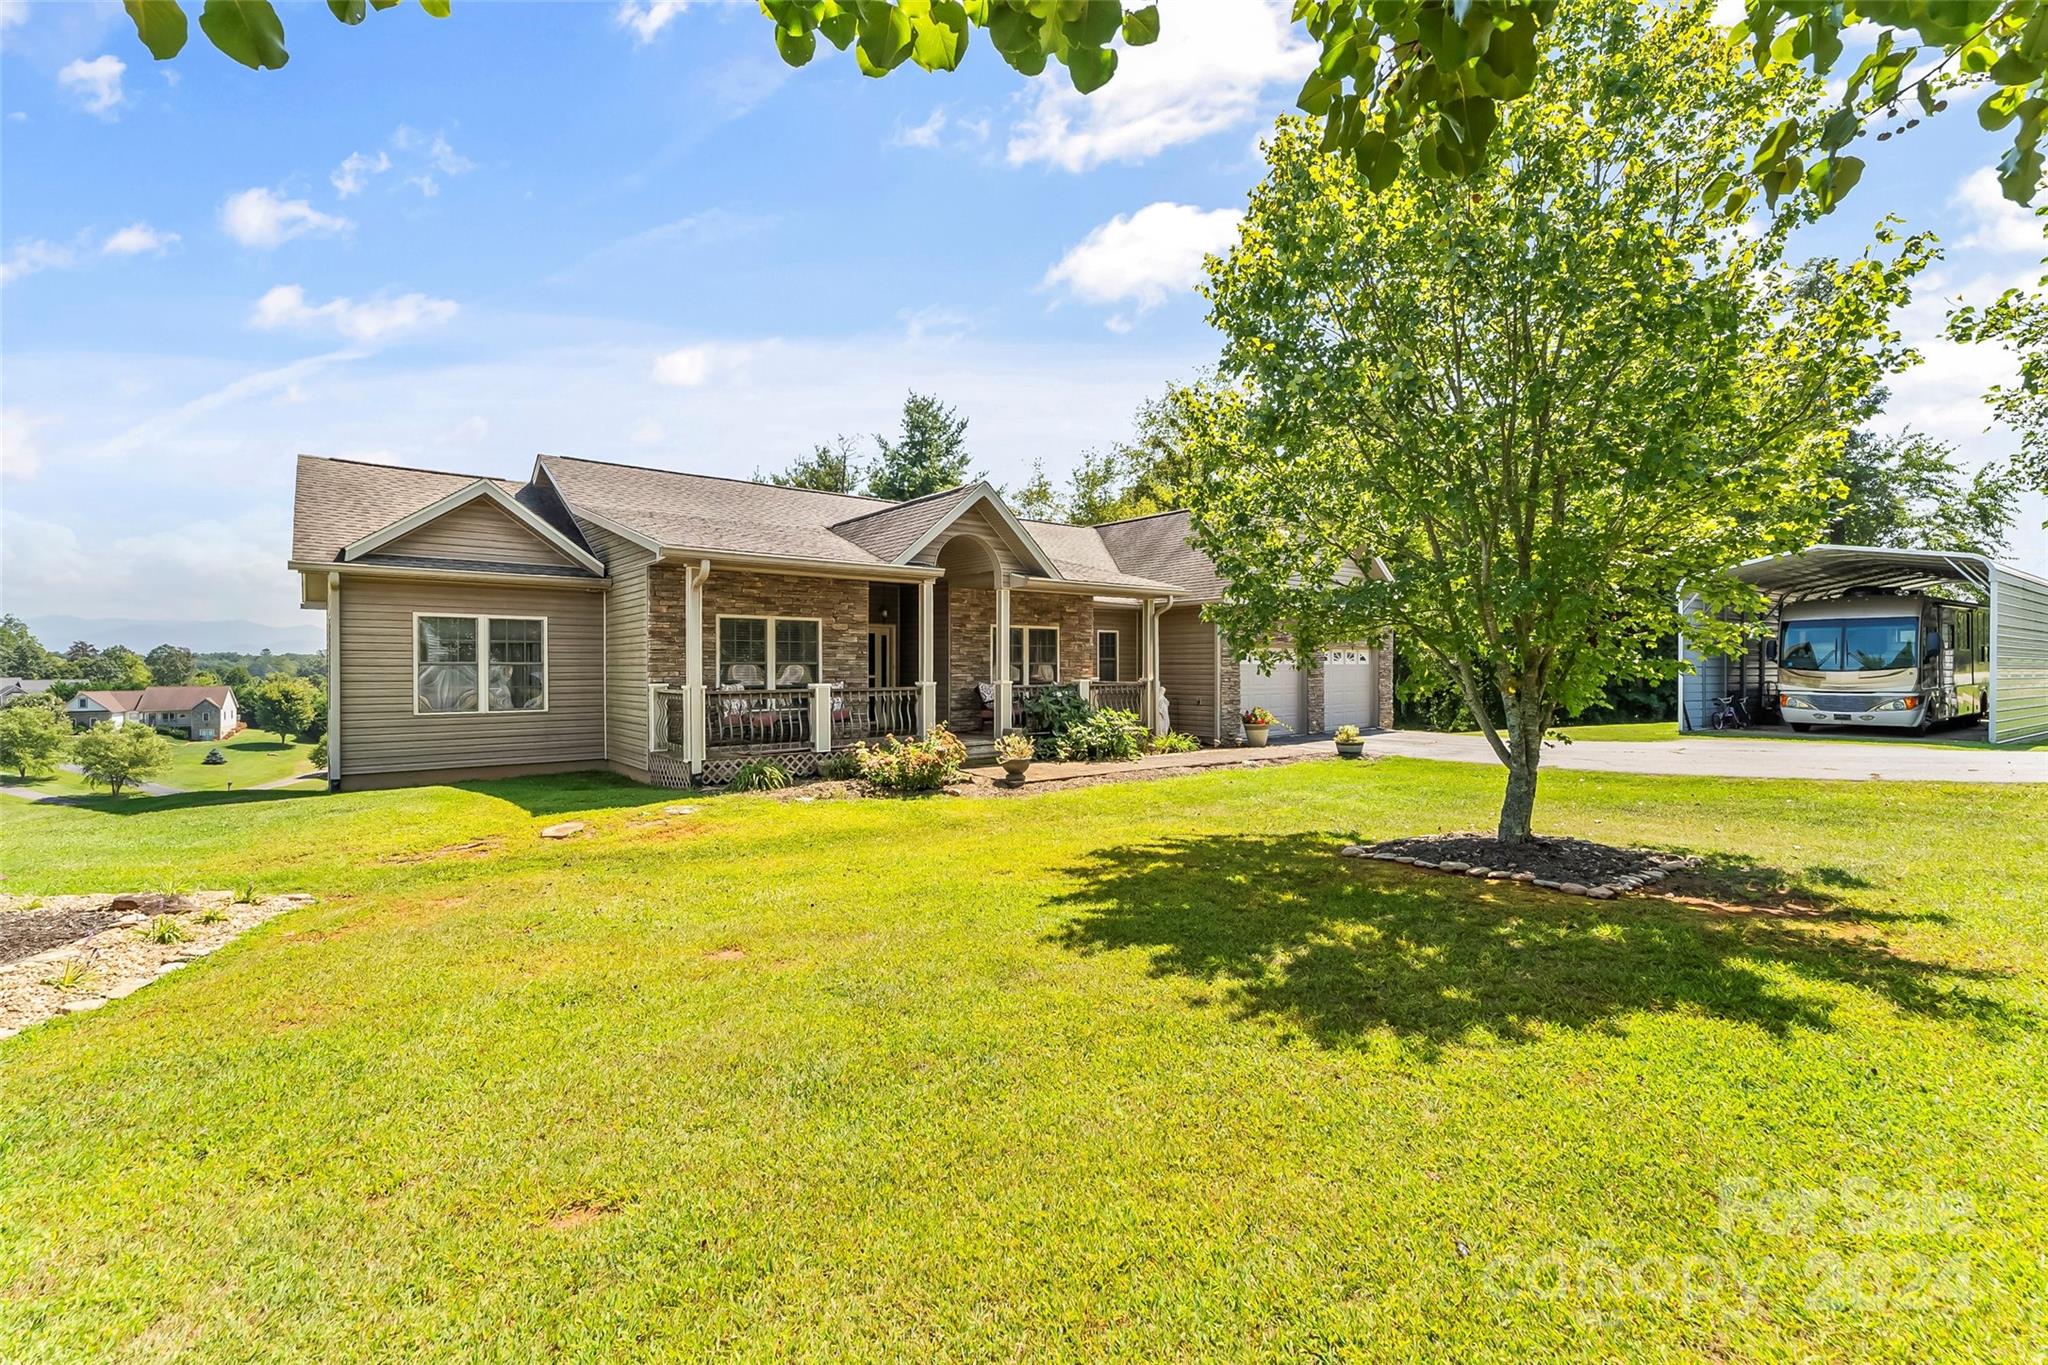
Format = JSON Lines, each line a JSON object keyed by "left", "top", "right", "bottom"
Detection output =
{"left": 867, "top": 392, "right": 975, "bottom": 501}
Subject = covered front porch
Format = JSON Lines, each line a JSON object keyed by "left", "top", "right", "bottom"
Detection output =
{"left": 645, "top": 549, "right": 1171, "bottom": 780}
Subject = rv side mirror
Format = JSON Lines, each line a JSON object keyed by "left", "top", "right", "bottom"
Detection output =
{"left": 1764, "top": 640, "right": 1777, "bottom": 663}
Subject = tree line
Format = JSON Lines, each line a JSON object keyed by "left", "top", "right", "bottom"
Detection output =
{"left": 0, "top": 616, "right": 323, "bottom": 694}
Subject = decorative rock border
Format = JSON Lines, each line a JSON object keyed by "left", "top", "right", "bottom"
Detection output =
{"left": 1337, "top": 842, "right": 1696, "bottom": 899}
{"left": 1, "top": 891, "right": 313, "bottom": 1040}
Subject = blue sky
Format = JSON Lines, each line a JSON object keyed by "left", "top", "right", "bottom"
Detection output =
{"left": 2, "top": 0, "right": 2043, "bottom": 641}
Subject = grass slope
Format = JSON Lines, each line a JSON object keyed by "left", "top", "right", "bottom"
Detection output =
{"left": 2, "top": 761, "right": 2044, "bottom": 1360}
{"left": 2, "top": 735, "right": 318, "bottom": 799}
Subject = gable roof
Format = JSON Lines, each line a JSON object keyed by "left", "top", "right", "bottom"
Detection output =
{"left": 294, "top": 452, "right": 1231, "bottom": 597}
{"left": 341, "top": 477, "right": 605, "bottom": 575}
{"left": 292, "top": 456, "right": 594, "bottom": 569}
{"left": 72, "top": 685, "right": 237, "bottom": 714}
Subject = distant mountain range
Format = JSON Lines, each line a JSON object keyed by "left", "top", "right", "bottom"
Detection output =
{"left": 24, "top": 615, "right": 325, "bottom": 656}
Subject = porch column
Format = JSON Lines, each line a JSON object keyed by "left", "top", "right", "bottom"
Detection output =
{"left": 685, "top": 560, "right": 709, "bottom": 773}
{"left": 917, "top": 577, "right": 936, "bottom": 738}
{"left": 1144, "top": 598, "right": 1167, "bottom": 735}
{"left": 993, "top": 573, "right": 1012, "bottom": 738}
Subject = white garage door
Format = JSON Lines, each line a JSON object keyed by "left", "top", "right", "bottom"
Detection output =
{"left": 1239, "top": 659, "right": 1305, "bottom": 736}
{"left": 1322, "top": 647, "right": 1377, "bottom": 730}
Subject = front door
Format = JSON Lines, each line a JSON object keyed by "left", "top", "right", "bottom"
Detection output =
{"left": 866, "top": 625, "right": 896, "bottom": 688}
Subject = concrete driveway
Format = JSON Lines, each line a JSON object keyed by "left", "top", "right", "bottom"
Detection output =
{"left": 1354, "top": 729, "right": 2048, "bottom": 784}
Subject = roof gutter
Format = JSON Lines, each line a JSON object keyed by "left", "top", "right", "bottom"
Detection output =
{"left": 291, "top": 560, "right": 610, "bottom": 591}
{"left": 651, "top": 547, "right": 942, "bottom": 581}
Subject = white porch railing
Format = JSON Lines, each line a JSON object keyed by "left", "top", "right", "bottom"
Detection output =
{"left": 1091, "top": 680, "right": 1144, "bottom": 714}
{"left": 831, "top": 685, "right": 920, "bottom": 745}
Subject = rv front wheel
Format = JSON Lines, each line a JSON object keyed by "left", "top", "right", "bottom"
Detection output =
{"left": 1789, "top": 723, "right": 1812, "bottom": 733}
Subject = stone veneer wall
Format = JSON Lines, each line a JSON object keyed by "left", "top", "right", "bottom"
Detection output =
{"left": 647, "top": 566, "right": 871, "bottom": 686}
{"left": 1380, "top": 631, "right": 1397, "bottom": 729}
{"left": 943, "top": 588, "right": 1097, "bottom": 729}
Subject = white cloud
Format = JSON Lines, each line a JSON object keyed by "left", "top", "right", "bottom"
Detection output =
{"left": 1007, "top": 0, "right": 1312, "bottom": 171}
{"left": 1, "top": 408, "right": 49, "bottom": 481}
{"left": 0, "top": 238, "right": 74, "bottom": 286}
{"left": 57, "top": 54, "right": 124, "bottom": 116}
{"left": 249, "top": 284, "right": 459, "bottom": 343}
{"left": 333, "top": 128, "right": 473, "bottom": 199}
{"left": 1043, "top": 202, "right": 1243, "bottom": 317}
{"left": 898, "top": 305, "right": 973, "bottom": 343}
{"left": 101, "top": 222, "right": 179, "bottom": 256}
{"left": 2, "top": 506, "right": 291, "bottom": 625}
{"left": 1, "top": 0, "right": 30, "bottom": 29}
{"left": 616, "top": 0, "right": 692, "bottom": 43}
{"left": 895, "top": 107, "right": 949, "bottom": 149}
{"left": 331, "top": 149, "right": 390, "bottom": 197}
{"left": 219, "top": 187, "right": 352, "bottom": 249}
{"left": 1953, "top": 168, "right": 2047, "bottom": 256}
{"left": 652, "top": 345, "right": 717, "bottom": 387}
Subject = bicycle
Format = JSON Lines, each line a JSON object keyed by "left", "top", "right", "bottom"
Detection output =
{"left": 1707, "top": 694, "right": 1751, "bottom": 730}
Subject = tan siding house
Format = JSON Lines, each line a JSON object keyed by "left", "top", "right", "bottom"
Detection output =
{"left": 291, "top": 453, "right": 1391, "bottom": 789}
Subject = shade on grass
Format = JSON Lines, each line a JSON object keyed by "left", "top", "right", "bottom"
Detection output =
{"left": 1, "top": 759, "right": 2043, "bottom": 1359}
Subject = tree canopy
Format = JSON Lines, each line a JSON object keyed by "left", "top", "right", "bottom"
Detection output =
{"left": 1187, "top": 0, "right": 1929, "bottom": 842}
{"left": 762, "top": 436, "right": 867, "bottom": 494}
{"left": 0, "top": 705, "right": 70, "bottom": 781}
{"left": 71, "top": 722, "right": 173, "bottom": 796}
{"left": 866, "top": 391, "right": 977, "bottom": 501}
{"left": 1950, "top": 239, "right": 2048, "bottom": 520}
{"left": 144, "top": 644, "right": 196, "bottom": 686}
{"left": 120, "top": 1, "right": 2045, "bottom": 209}
{"left": 1819, "top": 430, "right": 2017, "bottom": 554}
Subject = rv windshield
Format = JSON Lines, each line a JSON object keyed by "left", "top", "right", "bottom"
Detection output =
{"left": 1781, "top": 617, "right": 1917, "bottom": 672}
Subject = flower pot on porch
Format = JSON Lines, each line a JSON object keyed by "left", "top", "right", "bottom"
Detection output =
{"left": 1000, "top": 757, "right": 1032, "bottom": 786}
{"left": 1243, "top": 724, "right": 1270, "bottom": 748}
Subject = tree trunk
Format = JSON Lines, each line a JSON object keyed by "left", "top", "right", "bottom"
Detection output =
{"left": 1496, "top": 695, "right": 1547, "bottom": 844}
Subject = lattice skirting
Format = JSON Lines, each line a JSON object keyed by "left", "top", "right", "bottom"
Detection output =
{"left": 648, "top": 748, "right": 835, "bottom": 788}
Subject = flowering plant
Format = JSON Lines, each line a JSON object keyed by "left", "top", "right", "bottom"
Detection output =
{"left": 995, "top": 732, "right": 1035, "bottom": 762}
{"left": 856, "top": 722, "right": 966, "bottom": 793}
{"left": 1241, "top": 706, "right": 1277, "bottom": 727}
{"left": 1334, "top": 724, "right": 1362, "bottom": 743}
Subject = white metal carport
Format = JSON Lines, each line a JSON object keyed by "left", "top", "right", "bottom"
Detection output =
{"left": 1679, "top": 545, "right": 2048, "bottom": 746}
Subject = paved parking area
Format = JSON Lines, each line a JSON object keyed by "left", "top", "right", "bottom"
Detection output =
{"left": 1353, "top": 730, "right": 2048, "bottom": 783}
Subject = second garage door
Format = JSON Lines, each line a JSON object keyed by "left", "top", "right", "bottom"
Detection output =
{"left": 1322, "top": 647, "right": 1378, "bottom": 731}
{"left": 1239, "top": 659, "right": 1305, "bottom": 737}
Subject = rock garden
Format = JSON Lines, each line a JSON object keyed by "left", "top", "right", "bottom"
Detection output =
{"left": 0, "top": 890, "right": 313, "bottom": 1038}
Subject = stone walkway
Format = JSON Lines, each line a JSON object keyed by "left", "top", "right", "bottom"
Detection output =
{"left": 963, "top": 737, "right": 1337, "bottom": 792}
{"left": 1351, "top": 729, "right": 2048, "bottom": 784}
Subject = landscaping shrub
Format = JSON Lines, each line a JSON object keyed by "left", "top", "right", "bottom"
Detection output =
{"left": 855, "top": 724, "right": 965, "bottom": 793}
{"left": 1052, "top": 707, "right": 1148, "bottom": 762}
{"left": 817, "top": 750, "right": 863, "bottom": 780}
{"left": 1020, "top": 684, "right": 1091, "bottom": 736}
{"left": 202, "top": 747, "right": 227, "bottom": 765}
{"left": 1148, "top": 731, "right": 1200, "bottom": 755}
{"left": 727, "top": 759, "right": 790, "bottom": 793}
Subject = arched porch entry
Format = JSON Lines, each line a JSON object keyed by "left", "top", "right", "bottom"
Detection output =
{"left": 933, "top": 531, "right": 1007, "bottom": 733}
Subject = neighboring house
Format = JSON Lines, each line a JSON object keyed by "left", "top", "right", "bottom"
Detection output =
{"left": 0, "top": 678, "right": 84, "bottom": 706}
{"left": 66, "top": 685, "right": 241, "bottom": 740}
{"left": 290, "top": 454, "right": 1393, "bottom": 790}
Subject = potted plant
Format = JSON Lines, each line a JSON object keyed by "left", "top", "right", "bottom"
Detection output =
{"left": 995, "top": 731, "right": 1035, "bottom": 785}
{"left": 1333, "top": 724, "right": 1364, "bottom": 759}
{"left": 1241, "top": 706, "right": 1277, "bottom": 748}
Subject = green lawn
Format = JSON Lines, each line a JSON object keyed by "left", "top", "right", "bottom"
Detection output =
{"left": 1551, "top": 719, "right": 2048, "bottom": 751}
{"left": 2, "top": 760, "right": 2044, "bottom": 1360}
{"left": 1, "top": 734, "right": 318, "bottom": 799}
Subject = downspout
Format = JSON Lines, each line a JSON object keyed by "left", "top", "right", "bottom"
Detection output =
{"left": 326, "top": 571, "right": 342, "bottom": 790}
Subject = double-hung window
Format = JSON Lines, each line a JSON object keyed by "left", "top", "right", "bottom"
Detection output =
{"left": 416, "top": 614, "right": 547, "bottom": 714}
{"left": 1095, "top": 630, "right": 1120, "bottom": 682}
{"left": 994, "top": 626, "right": 1059, "bottom": 684}
{"left": 718, "top": 616, "right": 821, "bottom": 689}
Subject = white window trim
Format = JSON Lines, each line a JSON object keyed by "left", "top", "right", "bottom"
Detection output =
{"left": 991, "top": 624, "right": 1061, "bottom": 684}
{"left": 714, "top": 614, "right": 825, "bottom": 689}
{"left": 411, "top": 612, "right": 550, "bottom": 716}
{"left": 1095, "top": 628, "right": 1121, "bottom": 682}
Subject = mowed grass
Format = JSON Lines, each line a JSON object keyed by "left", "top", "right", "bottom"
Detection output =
{"left": 1550, "top": 718, "right": 2048, "bottom": 750}
{"left": 1, "top": 760, "right": 2044, "bottom": 1361}
{"left": 1, "top": 734, "right": 318, "bottom": 799}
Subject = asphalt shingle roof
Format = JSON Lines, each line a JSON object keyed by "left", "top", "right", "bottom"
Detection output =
{"left": 295, "top": 452, "right": 1227, "bottom": 597}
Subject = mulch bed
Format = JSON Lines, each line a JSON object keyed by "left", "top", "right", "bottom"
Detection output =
{"left": 1341, "top": 833, "right": 1696, "bottom": 898}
